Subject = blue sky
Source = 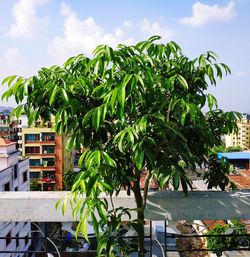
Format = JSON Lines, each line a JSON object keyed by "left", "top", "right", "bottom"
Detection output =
{"left": 0, "top": 0, "right": 249, "bottom": 112}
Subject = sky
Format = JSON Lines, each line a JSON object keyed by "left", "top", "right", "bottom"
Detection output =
{"left": 0, "top": 0, "right": 249, "bottom": 113}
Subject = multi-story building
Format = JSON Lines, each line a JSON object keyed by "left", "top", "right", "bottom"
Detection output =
{"left": 0, "top": 110, "right": 17, "bottom": 143}
{"left": 22, "top": 125, "right": 73, "bottom": 191}
{"left": 225, "top": 113, "right": 250, "bottom": 150}
{"left": 16, "top": 115, "right": 28, "bottom": 152}
{"left": 0, "top": 138, "right": 31, "bottom": 257}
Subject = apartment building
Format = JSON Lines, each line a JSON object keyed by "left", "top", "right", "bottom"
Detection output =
{"left": 0, "top": 138, "right": 31, "bottom": 257}
{"left": 16, "top": 115, "right": 28, "bottom": 152}
{"left": 0, "top": 111, "right": 17, "bottom": 143}
{"left": 22, "top": 125, "right": 73, "bottom": 191}
{"left": 225, "top": 113, "right": 250, "bottom": 150}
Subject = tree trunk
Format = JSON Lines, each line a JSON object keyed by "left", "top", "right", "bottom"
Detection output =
{"left": 133, "top": 179, "right": 145, "bottom": 257}
{"left": 137, "top": 208, "right": 145, "bottom": 257}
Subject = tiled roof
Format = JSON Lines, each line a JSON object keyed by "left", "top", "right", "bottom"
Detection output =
{"left": 202, "top": 220, "right": 226, "bottom": 230}
{"left": 0, "top": 138, "right": 15, "bottom": 146}
{"left": 229, "top": 172, "right": 250, "bottom": 189}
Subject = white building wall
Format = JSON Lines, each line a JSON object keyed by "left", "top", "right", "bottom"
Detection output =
{"left": 0, "top": 141, "right": 31, "bottom": 256}
{"left": 17, "top": 115, "right": 28, "bottom": 153}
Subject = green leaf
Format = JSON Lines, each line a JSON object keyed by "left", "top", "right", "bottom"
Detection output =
{"left": 198, "top": 54, "right": 205, "bottom": 67}
{"left": 101, "top": 152, "right": 116, "bottom": 167}
{"left": 207, "top": 94, "right": 218, "bottom": 111}
{"left": 177, "top": 75, "right": 188, "bottom": 90}
{"left": 181, "top": 112, "right": 186, "bottom": 126}
{"left": 134, "top": 149, "right": 145, "bottom": 170}
{"left": 2, "top": 75, "right": 17, "bottom": 86}
{"left": 49, "top": 85, "right": 59, "bottom": 106}
{"left": 61, "top": 87, "right": 69, "bottom": 102}
{"left": 93, "top": 107, "right": 101, "bottom": 131}
{"left": 172, "top": 171, "right": 180, "bottom": 190}
{"left": 148, "top": 35, "right": 161, "bottom": 42}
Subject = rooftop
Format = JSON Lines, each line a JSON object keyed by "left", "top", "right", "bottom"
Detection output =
{"left": 218, "top": 152, "right": 250, "bottom": 160}
{"left": 0, "top": 137, "right": 15, "bottom": 146}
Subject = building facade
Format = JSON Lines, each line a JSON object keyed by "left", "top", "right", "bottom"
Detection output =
{"left": 0, "top": 138, "right": 31, "bottom": 257}
{"left": 16, "top": 115, "right": 28, "bottom": 152}
{"left": 0, "top": 111, "right": 17, "bottom": 143}
{"left": 225, "top": 113, "right": 250, "bottom": 150}
{"left": 22, "top": 126, "right": 73, "bottom": 191}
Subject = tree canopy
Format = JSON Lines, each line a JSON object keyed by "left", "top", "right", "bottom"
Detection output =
{"left": 2, "top": 35, "right": 240, "bottom": 256}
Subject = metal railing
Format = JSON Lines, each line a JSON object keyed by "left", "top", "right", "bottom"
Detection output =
{"left": 0, "top": 222, "right": 249, "bottom": 257}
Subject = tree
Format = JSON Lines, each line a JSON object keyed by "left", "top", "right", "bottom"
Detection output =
{"left": 2, "top": 36, "right": 240, "bottom": 256}
{"left": 62, "top": 170, "right": 78, "bottom": 190}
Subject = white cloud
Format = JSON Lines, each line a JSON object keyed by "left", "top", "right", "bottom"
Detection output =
{"left": 138, "top": 18, "right": 173, "bottom": 41}
{"left": 0, "top": 47, "right": 37, "bottom": 77}
{"left": 8, "top": 0, "right": 50, "bottom": 39}
{"left": 236, "top": 70, "right": 249, "bottom": 77}
{"left": 179, "top": 1, "right": 236, "bottom": 26}
{"left": 122, "top": 20, "right": 134, "bottom": 29}
{"left": 48, "top": 2, "right": 174, "bottom": 64}
{"left": 0, "top": 47, "right": 34, "bottom": 107}
{"left": 48, "top": 2, "right": 135, "bottom": 63}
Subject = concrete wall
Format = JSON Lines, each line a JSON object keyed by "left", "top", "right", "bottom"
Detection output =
{"left": 0, "top": 190, "right": 249, "bottom": 222}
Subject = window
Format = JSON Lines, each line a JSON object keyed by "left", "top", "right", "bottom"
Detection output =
{"left": 30, "top": 172, "right": 41, "bottom": 179}
{"left": 29, "top": 159, "right": 41, "bottom": 167}
{"left": 19, "top": 119, "right": 22, "bottom": 124}
{"left": 16, "top": 233, "right": 19, "bottom": 248}
{"left": 25, "top": 235, "right": 29, "bottom": 246}
{"left": 25, "top": 134, "right": 40, "bottom": 142}
{"left": 41, "top": 133, "right": 55, "bottom": 142}
{"left": 23, "top": 171, "right": 28, "bottom": 183}
{"left": 25, "top": 147, "right": 40, "bottom": 154}
{"left": 6, "top": 231, "right": 11, "bottom": 247}
{"left": 42, "top": 146, "right": 55, "bottom": 154}
{"left": 4, "top": 182, "right": 10, "bottom": 191}
{"left": 14, "top": 164, "right": 18, "bottom": 179}
{"left": 42, "top": 158, "right": 55, "bottom": 166}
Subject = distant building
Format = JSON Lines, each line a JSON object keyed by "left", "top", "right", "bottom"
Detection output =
{"left": 0, "top": 111, "right": 75, "bottom": 190}
{"left": 0, "top": 110, "right": 17, "bottom": 143}
{"left": 16, "top": 115, "right": 28, "bottom": 152}
{"left": 22, "top": 124, "right": 73, "bottom": 191}
{"left": 0, "top": 138, "right": 31, "bottom": 257}
{"left": 225, "top": 113, "right": 250, "bottom": 150}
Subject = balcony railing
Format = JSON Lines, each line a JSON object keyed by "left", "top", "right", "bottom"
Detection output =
{"left": 0, "top": 222, "right": 249, "bottom": 256}
{"left": 40, "top": 177, "right": 56, "bottom": 183}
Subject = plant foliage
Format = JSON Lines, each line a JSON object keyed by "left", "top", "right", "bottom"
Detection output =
{"left": 2, "top": 36, "right": 240, "bottom": 256}
{"left": 206, "top": 220, "right": 248, "bottom": 256}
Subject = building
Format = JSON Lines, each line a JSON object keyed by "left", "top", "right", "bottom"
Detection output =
{"left": 225, "top": 113, "right": 250, "bottom": 150}
{"left": 22, "top": 125, "right": 73, "bottom": 191}
{"left": 0, "top": 138, "right": 31, "bottom": 257}
{"left": 16, "top": 115, "right": 28, "bottom": 152}
{"left": 218, "top": 151, "right": 250, "bottom": 170}
{"left": 0, "top": 110, "right": 17, "bottom": 143}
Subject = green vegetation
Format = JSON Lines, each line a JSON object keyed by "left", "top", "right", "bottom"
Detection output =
{"left": 62, "top": 170, "right": 78, "bottom": 190}
{"left": 2, "top": 36, "right": 240, "bottom": 256}
{"left": 206, "top": 220, "right": 248, "bottom": 256}
{"left": 212, "top": 144, "right": 242, "bottom": 154}
{"left": 29, "top": 179, "right": 41, "bottom": 191}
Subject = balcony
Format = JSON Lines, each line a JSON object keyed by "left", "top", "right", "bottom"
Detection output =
{"left": 40, "top": 177, "right": 56, "bottom": 183}
{"left": 0, "top": 191, "right": 249, "bottom": 256}
{"left": 41, "top": 133, "right": 55, "bottom": 144}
